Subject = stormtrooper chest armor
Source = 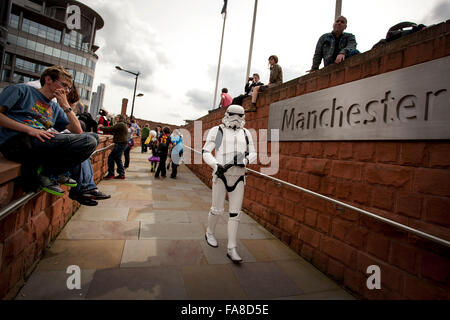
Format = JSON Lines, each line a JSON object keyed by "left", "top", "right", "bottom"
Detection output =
{"left": 215, "top": 126, "right": 248, "bottom": 167}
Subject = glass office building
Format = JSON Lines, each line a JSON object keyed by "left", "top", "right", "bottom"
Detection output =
{"left": 0, "top": 0, "right": 104, "bottom": 110}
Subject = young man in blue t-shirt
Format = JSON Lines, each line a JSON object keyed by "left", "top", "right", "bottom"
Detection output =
{"left": 0, "top": 66, "right": 98, "bottom": 195}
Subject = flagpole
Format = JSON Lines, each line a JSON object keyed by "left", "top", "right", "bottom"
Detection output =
{"left": 335, "top": 0, "right": 342, "bottom": 19}
{"left": 245, "top": 0, "right": 258, "bottom": 84}
{"left": 213, "top": 11, "right": 227, "bottom": 109}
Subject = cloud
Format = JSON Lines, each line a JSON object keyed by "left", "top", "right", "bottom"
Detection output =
{"left": 423, "top": 1, "right": 450, "bottom": 24}
{"left": 90, "top": 2, "right": 168, "bottom": 93}
{"left": 185, "top": 89, "right": 212, "bottom": 111}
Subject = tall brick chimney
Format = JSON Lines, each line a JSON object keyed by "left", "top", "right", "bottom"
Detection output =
{"left": 121, "top": 98, "right": 128, "bottom": 115}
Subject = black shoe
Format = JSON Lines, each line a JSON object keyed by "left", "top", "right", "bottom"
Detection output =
{"left": 82, "top": 189, "right": 111, "bottom": 200}
{"left": 69, "top": 194, "right": 98, "bottom": 206}
{"left": 170, "top": 176, "right": 176, "bottom": 179}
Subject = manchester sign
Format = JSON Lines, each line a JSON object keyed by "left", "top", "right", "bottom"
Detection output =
{"left": 268, "top": 56, "right": 450, "bottom": 141}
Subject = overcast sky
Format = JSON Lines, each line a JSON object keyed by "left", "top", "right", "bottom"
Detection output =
{"left": 78, "top": 0, "right": 449, "bottom": 125}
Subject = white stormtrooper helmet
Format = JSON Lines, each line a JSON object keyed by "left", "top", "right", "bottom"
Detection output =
{"left": 222, "top": 105, "right": 245, "bottom": 129}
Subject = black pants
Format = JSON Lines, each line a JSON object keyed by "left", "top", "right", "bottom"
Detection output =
{"left": 171, "top": 163, "right": 179, "bottom": 178}
{"left": 0, "top": 132, "right": 98, "bottom": 191}
{"left": 155, "top": 154, "right": 167, "bottom": 177}
{"left": 108, "top": 143, "right": 127, "bottom": 176}
{"left": 141, "top": 139, "right": 147, "bottom": 153}
{"left": 123, "top": 145, "right": 131, "bottom": 167}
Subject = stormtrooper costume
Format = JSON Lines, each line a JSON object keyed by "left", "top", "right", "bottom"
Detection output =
{"left": 202, "top": 105, "right": 257, "bottom": 262}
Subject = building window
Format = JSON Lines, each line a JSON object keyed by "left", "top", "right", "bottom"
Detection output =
{"left": 3, "top": 53, "right": 12, "bottom": 66}
{"left": 64, "top": 30, "right": 86, "bottom": 51}
{"left": 13, "top": 72, "right": 38, "bottom": 84}
{"left": 15, "top": 57, "right": 48, "bottom": 74}
{"left": 9, "top": 14, "right": 19, "bottom": 29}
{"left": 8, "top": 34, "right": 96, "bottom": 70}
{"left": 1, "top": 70, "right": 11, "bottom": 82}
{"left": 22, "top": 18, "right": 62, "bottom": 44}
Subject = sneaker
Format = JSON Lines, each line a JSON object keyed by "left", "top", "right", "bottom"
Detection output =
{"left": 114, "top": 175, "right": 125, "bottom": 180}
{"left": 104, "top": 174, "right": 115, "bottom": 180}
{"left": 59, "top": 176, "right": 77, "bottom": 187}
{"left": 82, "top": 189, "right": 111, "bottom": 200}
{"left": 38, "top": 175, "right": 64, "bottom": 196}
{"left": 69, "top": 193, "right": 98, "bottom": 206}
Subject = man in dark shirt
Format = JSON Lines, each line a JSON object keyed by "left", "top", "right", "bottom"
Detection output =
{"left": 102, "top": 114, "right": 129, "bottom": 180}
{"left": 308, "top": 16, "right": 360, "bottom": 72}
{"left": 232, "top": 74, "right": 264, "bottom": 106}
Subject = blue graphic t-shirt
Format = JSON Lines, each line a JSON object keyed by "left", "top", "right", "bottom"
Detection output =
{"left": 0, "top": 84, "right": 69, "bottom": 145}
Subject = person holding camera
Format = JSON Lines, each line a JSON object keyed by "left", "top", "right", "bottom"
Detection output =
{"left": 231, "top": 73, "right": 264, "bottom": 106}
{"left": 250, "top": 55, "right": 282, "bottom": 110}
{"left": 245, "top": 73, "right": 264, "bottom": 96}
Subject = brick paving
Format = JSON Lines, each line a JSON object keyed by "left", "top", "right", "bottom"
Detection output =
{"left": 15, "top": 149, "right": 355, "bottom": 300}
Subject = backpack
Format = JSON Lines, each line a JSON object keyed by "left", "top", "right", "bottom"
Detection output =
{"left": 372, "top": 22, "right": 426, "bottom": 49}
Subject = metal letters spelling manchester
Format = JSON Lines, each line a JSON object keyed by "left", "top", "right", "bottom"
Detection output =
{"left": 268, "top": 56, "right": 450, "bottom": 141}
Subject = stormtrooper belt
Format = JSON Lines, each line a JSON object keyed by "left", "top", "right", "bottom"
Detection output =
{"left": 215, "top": 164, "right": 246, "bottom": 192}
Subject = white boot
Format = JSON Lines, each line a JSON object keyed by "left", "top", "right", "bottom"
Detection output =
{"left": 205, "top": 212, "right": 220, "bottom": 248}
{"left": 227, "top": 219, "right": 242, "bottom": 262}
{"left": 227, "top": 247, "right": 242, "bottom": 263}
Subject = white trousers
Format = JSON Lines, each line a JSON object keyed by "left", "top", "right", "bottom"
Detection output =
{"left": 207, "top": 175, "right": 245, "bottom": 249}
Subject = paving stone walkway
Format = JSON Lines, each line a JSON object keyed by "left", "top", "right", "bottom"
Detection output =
{"left": 16, "top": 149, "right": 355, "bottom": 300}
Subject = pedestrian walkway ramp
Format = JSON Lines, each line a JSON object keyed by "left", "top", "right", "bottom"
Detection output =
{"left": 15, "top": 149, "right": 355, "bottom": 300}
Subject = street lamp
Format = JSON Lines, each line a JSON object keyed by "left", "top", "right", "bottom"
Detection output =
{"left": 115, "top": 65, "right": 141, "bottom": 118}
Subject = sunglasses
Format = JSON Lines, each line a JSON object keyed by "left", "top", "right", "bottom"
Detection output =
{"left": 228, "top": 112, "right": 243, "bottom": 117}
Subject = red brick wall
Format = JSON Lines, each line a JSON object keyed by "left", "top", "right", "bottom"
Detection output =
{"left": 0, "top": 136, "right": 113, "bottom": 299}
{"left": 185, "top": 21, "right": 450, "bottom": 300}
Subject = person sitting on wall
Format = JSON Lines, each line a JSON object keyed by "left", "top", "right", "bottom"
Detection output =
{"left": 65, "top": 84, "right": 111, "bottom": 205}
{"left": 308, "top": 15, "right": 360, "bottom": 72}
{"left": 250, "top": 55, "right": 283, "bottom": 110}
{"left": 0, "top": 66, "right": 98, "bottom": 196}
{"left": 219, "top": 88, "right": 233, "bottom": 108}
{"left": 25, "top": 78, "right": 110, "bottom": 205}
{"left": 232, "top": 73, "right": 264, "bottom": 106}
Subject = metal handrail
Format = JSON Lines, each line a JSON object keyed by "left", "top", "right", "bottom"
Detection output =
{"left": 185, "top": 145, "right": 450, "bottom": 248}
{"left": 0, "top": 191, "right": 41, "bottom": 221}
{"left": 0, "top": 142, "right": 115, "bottom": 221}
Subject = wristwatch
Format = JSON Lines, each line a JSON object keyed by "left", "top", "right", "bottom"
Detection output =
{"left": 64, "top": 106, "right": 72, "bottom": 113}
